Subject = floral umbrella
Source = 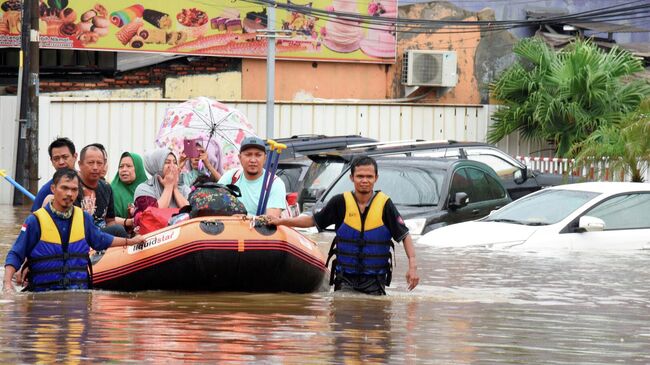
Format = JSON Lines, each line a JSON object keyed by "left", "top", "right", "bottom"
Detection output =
{"left": 156, "top": 97, "right": 258, "bottom": 171}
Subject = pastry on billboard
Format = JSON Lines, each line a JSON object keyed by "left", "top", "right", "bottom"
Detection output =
{"left": 92, "top": 24, "right": 108, "bottom": 36}
{"left": 129, "top": 35, "right": 144, "bottom": 48}
{"left": 78, "top": 21, "right": 93, "bottom": 33}
{"left": 143, "top": 9, "right": 171, "bottom": 29}
{"left": 110, "top": 4, "right": 144, "bottom": 28}
{"left": 220, "top": 8, "right": 240, "bottom": 19}
{"left": 58, "top": 22, "right": 78, "bottom": 37}
{"left": 4, "top": 9, "right": 20, "bottom": 34}
{"left": 225, "top": 18, "right": 241, "bottom": 33}
{"left": 81, "top": 10, "right": 97, "bottom": 22}
{"left": 0, "top": 15, "right": 8, "bottom": 34}
{"left": 166, "top": 30, "right": 188, "bottom": 46}
{"left": 116, "top": 17, "right": 143, "bottom": 45}
{"left": 94, "top": 4, "right": 107, "bottom": 18}
{"left": 243, "top": 9, "right": 267, "bottom": 33}
{"left": 78, "top": 31, "right": 99, "bottom": 44}
{"left": 2, "top": 0, "right": 22, "bottom": 11}
{"left": 58, "top": 8, "right": 77, "bottom": 23}
{"left": 177, "top": 8, "right": 209, "bottom": 38}
{"left": 144, "top": 27, "right": 166, "bottom": 44}
{"left": 92, "top": 16, "right": 109, "bottom": 28}
{"left": 210, "top": 17, "right": 226, "bottom": 31}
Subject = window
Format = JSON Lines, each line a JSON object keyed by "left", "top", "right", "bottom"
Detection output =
{"left": 584, "top": 193, "right": 650, "bottom": 230}
{"left": 467, "top": 167, "right": 507, "bottom": 201}
{"left": 326, "top": 165, "right": 444, "bottom": 206}
{"left": 466, "top": 154, "right": 519, "bottom": 177}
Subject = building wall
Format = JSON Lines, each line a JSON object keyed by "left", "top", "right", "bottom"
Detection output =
{"left": 241, "top": 59, "right": 389, "bottom": 101}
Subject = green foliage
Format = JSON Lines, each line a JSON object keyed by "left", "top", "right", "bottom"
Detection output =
{"left": 571, "top": 99, "right": 650, "bottom": 182}
{"left": 488, "top": 37, "right": 650, "bottom": 157}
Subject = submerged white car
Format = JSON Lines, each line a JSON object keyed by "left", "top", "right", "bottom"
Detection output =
{"left": 417, "top": 182, "right": 650, "bottom": 251}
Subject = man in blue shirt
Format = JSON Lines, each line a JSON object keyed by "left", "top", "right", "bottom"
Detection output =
{"left": 218, "top": 137, "right": 286, "bottom": 218}
{"left": 3, "top": 168, "right": 144, "bottom": 293}
{"left": 31, "top": 137, "right": 78, "bottom": 212}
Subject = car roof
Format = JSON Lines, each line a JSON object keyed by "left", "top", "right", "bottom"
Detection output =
{"left": 274, "top": 135, "right": 378, "bottom": 160}
{"left": 307, "top": 140, "right": 492, "bottom": 161}
{"left": 546, "top": 182, "right": 650, "bottom": 194}
{"left": 370, "top": 156, "right": 497, "bottom": 173}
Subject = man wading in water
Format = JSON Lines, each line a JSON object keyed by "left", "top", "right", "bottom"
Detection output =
{"left": 267, "top": 156, "right": 419, "bottom": 295}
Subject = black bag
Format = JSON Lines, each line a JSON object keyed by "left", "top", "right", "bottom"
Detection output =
{"left": 187, "top": 182, "right": 247, "bottom": 217}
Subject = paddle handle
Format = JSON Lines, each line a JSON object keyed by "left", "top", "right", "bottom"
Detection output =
{"left": 0, "top": 170, "right": 36, "bottom": 201}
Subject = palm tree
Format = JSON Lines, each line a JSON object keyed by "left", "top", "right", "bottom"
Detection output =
{"left": 488, "top": 38, "right": 650, "bottom": 157}
{"left": 571, "top": 99, "right": 650, "bottom": 182}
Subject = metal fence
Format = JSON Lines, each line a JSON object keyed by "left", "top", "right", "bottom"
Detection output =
{"left": 516, "top": 156, "right": 650, "bottom": 182}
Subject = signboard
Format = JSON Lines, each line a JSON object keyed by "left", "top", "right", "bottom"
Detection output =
{"left": 0, "top": 0, "right": 397, "bottom": 63}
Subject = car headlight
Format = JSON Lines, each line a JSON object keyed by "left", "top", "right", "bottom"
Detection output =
{"left": 404, "top": 218, "right": 426, "bottom": 235}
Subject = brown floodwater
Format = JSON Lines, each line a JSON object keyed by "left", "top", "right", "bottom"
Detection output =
{"left": 1, "top": 205, "right": 649, "bottom": 364}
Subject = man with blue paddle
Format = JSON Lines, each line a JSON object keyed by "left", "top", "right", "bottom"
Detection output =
{"left": 218, "top": 137, "right": 287, "bottom": 218}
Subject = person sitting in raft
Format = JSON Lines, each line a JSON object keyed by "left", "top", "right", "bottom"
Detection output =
{"left": 217, "top": 137, "right": 286, "bottom": 218}
{"left": 75, "top": 144, "right": 129, "bottom": 238}
{"left": 180, "top": 140, "right": 223, "bottom": 188}
{"left": 110, "top": 152, "right": 148, "bottom": 233}
{"left": 134, "top": 148, "right": 190, "bottom": 211}
{"left": 32, "top": 137, "right": 79, "bottom": 212}
{"left": 2, "top": 168, "right": 145, "bottom": 294}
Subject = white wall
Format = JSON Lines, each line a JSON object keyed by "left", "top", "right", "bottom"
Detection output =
{"left": 0, "top": 96, "right": 18, "bottom": 204}
{"left": 1, "top": 95, "right": 537, "bottom": 204}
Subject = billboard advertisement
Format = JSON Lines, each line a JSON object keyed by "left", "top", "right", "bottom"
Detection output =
{"left": 0, "top": 0, "right": 397, "bottom": 63}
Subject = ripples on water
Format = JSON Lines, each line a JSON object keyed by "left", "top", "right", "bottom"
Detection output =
{"left": 1, "top": 205, "right": 649, "bottom": 364}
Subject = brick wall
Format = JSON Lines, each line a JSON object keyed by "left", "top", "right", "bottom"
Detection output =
{"left": 36, "top": 56, "right": 240, "bottom": 93}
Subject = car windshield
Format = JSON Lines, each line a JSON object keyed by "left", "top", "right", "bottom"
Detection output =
{"left": 485, "top": 189, "right": 600, "bottom": 225}
{"left": 324, "top": 165, "right": 444, "bottom": 206}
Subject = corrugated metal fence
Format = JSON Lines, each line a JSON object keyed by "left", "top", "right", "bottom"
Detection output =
{"left": 1, "top": 96, "right": 544, "bottom": 204}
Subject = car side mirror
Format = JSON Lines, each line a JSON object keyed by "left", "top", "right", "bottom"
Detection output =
{"left": 577, "top": 216, "right": 605, "bottom": 232}
{"left": 449, "top": 192, "right": 469, "bottom": 209}
{"left": 513, "top": 168, "right": 527, "bottom": 184}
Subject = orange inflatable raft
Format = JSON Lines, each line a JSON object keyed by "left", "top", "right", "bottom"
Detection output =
{"left": 91, "top": 216, "right": 328, "bottom": 293}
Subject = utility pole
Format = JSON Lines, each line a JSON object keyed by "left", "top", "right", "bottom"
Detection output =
{"left": 265, "top": 5, "right": 276, "bottom": 139}
{"left": 14, "top": 0, "right": 39, "bottom": 205}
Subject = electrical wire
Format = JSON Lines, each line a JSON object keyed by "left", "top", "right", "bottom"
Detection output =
{"left": 240, "top": 0, "right": 650, "bottom": 34}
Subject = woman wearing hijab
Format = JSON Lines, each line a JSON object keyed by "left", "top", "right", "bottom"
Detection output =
{"left": 134, "top": 148, "right": 190, "bottom": 210}
{"left": 180, "top": 140, "right": 223, "bottom": 188}
{"left": 111, "top": 152, "right": 148, "bottom": 230}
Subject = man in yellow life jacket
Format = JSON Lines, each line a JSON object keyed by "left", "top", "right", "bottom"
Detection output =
{"left": 267, "top": 156, "right": 419, "bottom": 295}
{"left": 3, "top": 168, "right": 145, "bottom": 294}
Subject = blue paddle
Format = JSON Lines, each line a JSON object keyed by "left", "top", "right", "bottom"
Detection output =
{"left": 257, "top": 140, "right": 277, "bottom": 215}
{"left": 260, "top": 142, "right": 286, "bottom": 214}
{"left": 0, "top": 169, "right": 35, "bottom": 201}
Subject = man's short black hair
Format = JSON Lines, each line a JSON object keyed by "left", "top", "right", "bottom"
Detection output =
{"left": 48, "top": 137, "right": 76, "bottom": 158}
{"left": 52, "top": 168, "right": 79, "bottom": 185}
{"left": 350, "top": 155, "right": 378, "bottom": 176}
{"left": 80, "top": 143, "right": 106, "bottom": 162}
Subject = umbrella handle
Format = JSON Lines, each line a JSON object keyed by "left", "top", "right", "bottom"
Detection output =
{"left": 0, "top": 169, "right": 36, "bottom": 201}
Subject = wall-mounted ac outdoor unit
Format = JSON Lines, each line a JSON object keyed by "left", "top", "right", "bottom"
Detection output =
{"left": 401, "top": 50, "right": 458, "bottom": 87}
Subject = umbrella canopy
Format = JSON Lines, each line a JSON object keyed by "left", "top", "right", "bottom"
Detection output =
{"left": 156, "top": 97, "right": 258, "bottom": 171}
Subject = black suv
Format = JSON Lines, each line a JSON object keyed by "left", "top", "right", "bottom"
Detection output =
{"left": 273, "top": 135, "right": 377, "bottom": 193}
{"left": 312, "top": 156, "right": 512, "bottom": 235}
{"left": 299, "top": 140, "right": 577, "bottom": 211}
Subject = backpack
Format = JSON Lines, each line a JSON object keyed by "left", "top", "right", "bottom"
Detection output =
{"left": 188, "top": 182, "right": 247, "bottom": 217}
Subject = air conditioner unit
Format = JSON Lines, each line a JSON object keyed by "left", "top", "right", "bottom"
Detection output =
{"left": 401, "top": 50, "right": 458, "bottom": 87}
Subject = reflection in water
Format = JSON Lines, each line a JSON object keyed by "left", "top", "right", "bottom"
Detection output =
{"left": 330, "top": 296, "right": 392, "bottom": 364}
{"left": 1, "top": 205, "right": 650, "bottom": 363}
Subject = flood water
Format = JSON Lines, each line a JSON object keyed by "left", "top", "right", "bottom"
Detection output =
{"left": 1, "top": 205, "right": 649, "bottom": 364}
